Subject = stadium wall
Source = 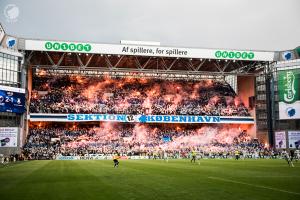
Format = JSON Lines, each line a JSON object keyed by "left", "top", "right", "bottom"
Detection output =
{"left": 273, "top": 61, "right": 300, "bottom": 146}
{"left": 23, "top": 66, "right": 33, "bottom": 144}
{"left": 237, "top": 76, "right": 256, "bottom": 137}
{"left": 0, "top": 46, "right": 25, "bottom": 155}
{"left": 237, "top": 76, "right": 255, "bottom": 108}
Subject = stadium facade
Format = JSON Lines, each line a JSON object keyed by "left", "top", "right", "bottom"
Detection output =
{"left": 0, "top": 23, "right": 299, "bottom": 156}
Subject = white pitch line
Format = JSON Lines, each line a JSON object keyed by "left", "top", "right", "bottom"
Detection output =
{"left": 208, "top": 176, "right": 300, "bottom": 196}
{"left": 240, "top": 176, "right": 300, "bottom": 178}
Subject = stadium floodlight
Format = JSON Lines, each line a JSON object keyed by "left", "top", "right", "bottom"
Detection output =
{"left": 120, "top": 40, "right": 160, "bottom": 46}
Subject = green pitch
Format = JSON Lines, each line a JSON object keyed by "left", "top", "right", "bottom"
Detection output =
{"left": 0, "top": 159, "right": 299, "bottom": 200}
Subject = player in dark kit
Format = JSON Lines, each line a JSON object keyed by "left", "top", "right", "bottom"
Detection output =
{"left": 283, "top": 150, "right": 294, "bottom": 167}
{"left": 113, "top": 153, "right": 120, "bottom": 168}
{"left": 290, "top": 149, "right": 295, "bottom": 162}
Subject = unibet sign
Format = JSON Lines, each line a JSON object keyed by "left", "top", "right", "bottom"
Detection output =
{"left": 215, "top": 50, "right": 254, "bottom": 60}
{"left": 45, "top": 42, "right": 92, "bottom": 52}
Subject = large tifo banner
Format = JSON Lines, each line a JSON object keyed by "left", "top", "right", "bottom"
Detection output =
{"left": 29, "top": 113, "right": 254, "bottom": 124}
{"left": 0, "top": 127, "right": 18, "bottom": 147}
{"left": 288, "top": 131, "right": 300, "bottom": 149}
{"left": 274, "top": 131, "right": 286, "bottom": 149}
{"left": 0, "top": 85, "right": 26, "bottom": 114}
{"left": 278, "top": 69, "right": 300, "bottom": 119}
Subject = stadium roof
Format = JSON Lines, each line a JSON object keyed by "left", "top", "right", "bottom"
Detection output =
{"left": 17, "top": 38, "right": 276, "bottom": 76}
{"left": 20, "top": 39, "right": 275, "bottom": 61}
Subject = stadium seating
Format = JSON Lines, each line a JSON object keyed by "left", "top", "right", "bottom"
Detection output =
{"left": 23, "top": 124, "right": 268, "bottom": 159}
{"left": 29, "top": 75, "right": 250, "bottom": 116}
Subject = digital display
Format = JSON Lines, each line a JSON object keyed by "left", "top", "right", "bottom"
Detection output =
{"left": 0, "top": 86, "right": 25, "bottom": 114}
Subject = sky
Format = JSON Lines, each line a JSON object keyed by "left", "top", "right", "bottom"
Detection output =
{"left": 0, "top": 0, "right": 299, "bottom": 51}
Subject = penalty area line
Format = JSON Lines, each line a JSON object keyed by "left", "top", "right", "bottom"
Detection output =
{"left": 207, "top": 176, "right": 300, "bottom": 196}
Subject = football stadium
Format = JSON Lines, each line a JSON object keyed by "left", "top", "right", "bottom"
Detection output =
{"left": 1, "top": 2, "right": 300, "bottom": 199}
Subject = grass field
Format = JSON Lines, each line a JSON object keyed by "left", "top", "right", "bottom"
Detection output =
{"left": 0, "top": 159, "right": 299, "bottom": 200}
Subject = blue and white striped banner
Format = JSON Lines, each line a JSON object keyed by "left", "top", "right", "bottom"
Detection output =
{"left": 29, "top": 113, "right": 254, "bottom": 124}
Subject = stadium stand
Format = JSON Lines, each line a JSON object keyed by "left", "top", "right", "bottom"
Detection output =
{"left": 29, "top": 75, "right": 250, "bottom": 116}
{"left": 22, "top": 123, "right": 278, "bottom": 160}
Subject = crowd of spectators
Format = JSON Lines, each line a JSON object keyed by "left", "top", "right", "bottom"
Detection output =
{"left": 29, "top": 75, "right": 250, "bottom": 116}
{"left": 0, "top": 154, "right": 24, "bottom": 164}
{"left": 22, "top": 124, "right": 276, "bottom": 160}
{"left": 23, "top": 74, "right": 261, "bottom": 160}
